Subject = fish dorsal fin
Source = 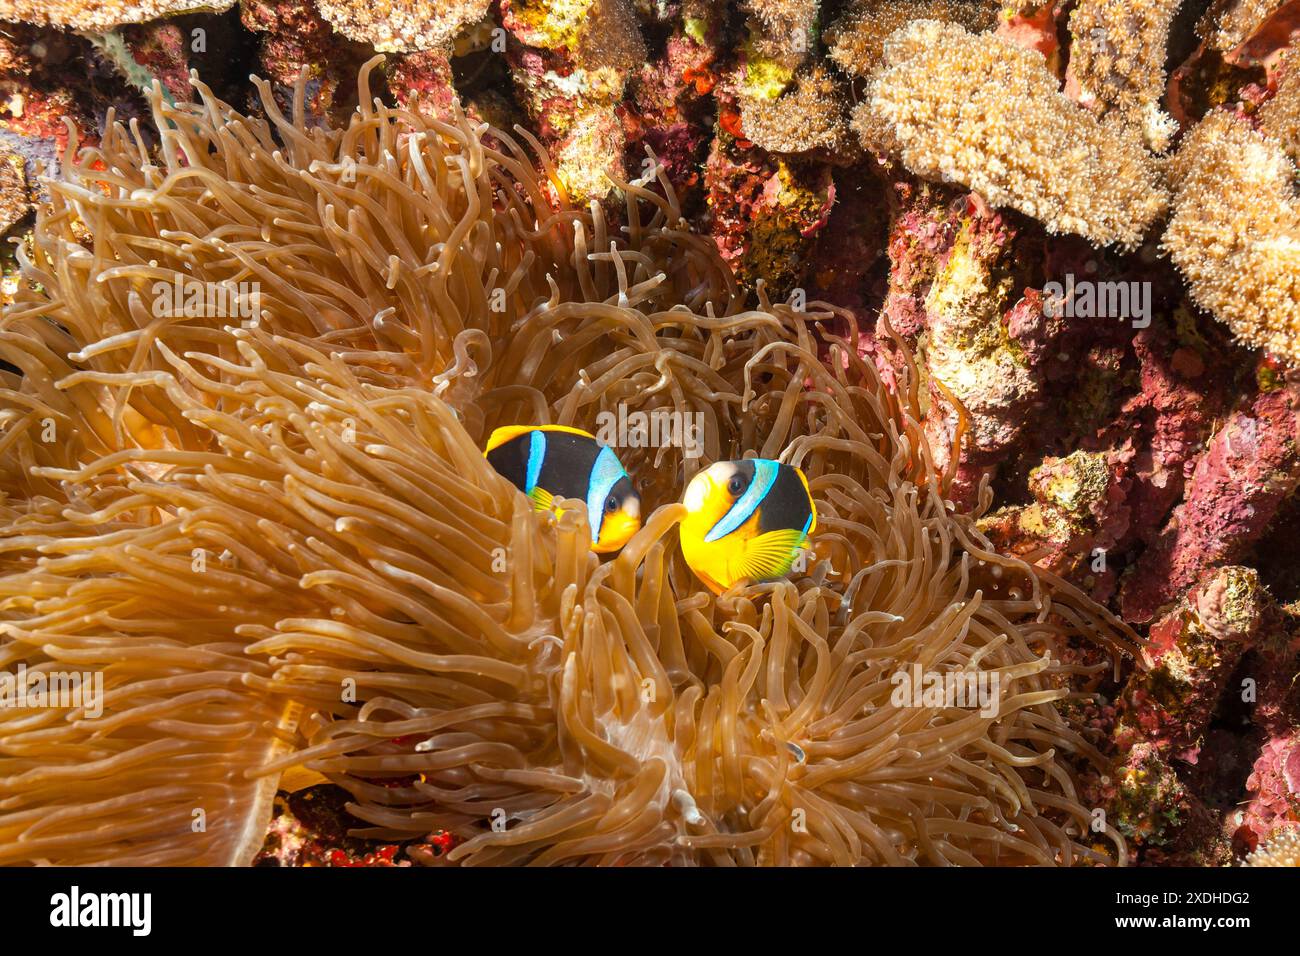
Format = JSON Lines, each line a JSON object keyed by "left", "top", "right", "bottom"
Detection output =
{"left": 736, "top": 528, "right": 807, "bottom": 583}
{"left": 484, "top": 424, "right": 595, "bottom": 456}
{"left": 535, "top": 424, "right": 597, "bottom": 440}
{"left": 484, "top": 424, "right": 536, "bottom": 454}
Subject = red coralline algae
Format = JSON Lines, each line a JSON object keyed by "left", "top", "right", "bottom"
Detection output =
{"left": 980, "top": 446, "right": 1130, "bottom": 600}
{"left": 254, "top": 785, "right": 413, "bottom": 867}
{"left": 1244, "top": 729, "right": 1300, "bottom": 830}
{"left": 996, "top": 1, "right": 1070, "bottom": 69}
{"left": 118, "top": 20, "right": 194, "bottom": 105}
{"left": 1118, "top": 567, "right": 1266, "bottom": 762}
{"left": 704, "top": 119, "right": 836, "bottom": 296}
{"left": 242, "top": 0, "right": 376, "bottom": 122}
{"left": 1121, "top": 388, "right": 1300, "bottom": 624}
{"left": 386, "top": 49, "right": 458, "bottom": 113}
{"left": 621, "top": 22, "right": 718, "bottom": 209}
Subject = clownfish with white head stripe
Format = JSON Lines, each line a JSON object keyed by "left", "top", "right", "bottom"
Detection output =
{"left": 484, "top": 425, "right": 642, "bottom": 553}
{"left": 679, "top": 458, "right": 816, "bottom": 594}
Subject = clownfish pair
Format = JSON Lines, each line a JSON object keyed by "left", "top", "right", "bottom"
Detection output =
{"left": 483, "top": 425, "right": 817, "bottom": 594}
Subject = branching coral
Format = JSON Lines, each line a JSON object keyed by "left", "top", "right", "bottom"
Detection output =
{"left": 853, "top": 20, "right": 1170, "bottom": 249}
{"left": 1162, "top": 110, "right": 1300, "bottom": 364}
{"left": 1065, "top": 0, "right": 1184, "bottom": 152}
{"left": 1197, "top": 0, "right": 1288, "bottom": 52}
{"left": 0, "top": 62, "right": 1141, "bottom": 866}
{"left": 826, "top": 0, "right": 1001, "bottom": 77}
{"left": 739, "top": 66, "right": 851, "bottom": 155}
{"left": 1260, "top": 44, "right": 1300, "bottom": 165}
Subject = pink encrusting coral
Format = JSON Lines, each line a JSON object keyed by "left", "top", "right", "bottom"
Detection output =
{"left": 1242, "top": 732, "right": 1300, "bottom": 845}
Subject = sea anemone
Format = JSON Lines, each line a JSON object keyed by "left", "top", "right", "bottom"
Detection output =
{"left": 853, "top": 20, "right": 1170, "bottom": 250}
{"left": 1162, "top": 110, "right": 1300, "bottom": 365}
{"left": 0, "top": 61, "right": 1140, "bottom": 866}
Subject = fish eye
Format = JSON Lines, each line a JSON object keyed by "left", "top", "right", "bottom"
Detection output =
{"left": 726, "top": 475, "right": 746, "bottom": 496}
{"left": 605, "top": 495, "right": 620, "bottom": 514}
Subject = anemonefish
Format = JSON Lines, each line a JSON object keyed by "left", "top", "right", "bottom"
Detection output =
{"left": 679, "top": 458, "right": 816, "bottom": 594}
{"left": 484, "top": 425, "right": 642, "bottom": 553}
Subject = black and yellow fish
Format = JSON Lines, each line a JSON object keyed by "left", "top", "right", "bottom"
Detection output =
{"left": 679, "top": 458, "right": 816, "bottom": 594}
{"left": 484, "top": 425, "right": 642, "bottom": 553}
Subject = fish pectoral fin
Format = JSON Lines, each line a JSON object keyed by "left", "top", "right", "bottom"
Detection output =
{"left": 737, "top": 529, "right": 807, "bottom": 582}
{"left": 527, "top": 486, "right": 557, "bottom": 513}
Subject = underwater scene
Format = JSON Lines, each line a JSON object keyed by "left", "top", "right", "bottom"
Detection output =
{"left": 0, "top": 0, "right": 1297, "bottom": 885}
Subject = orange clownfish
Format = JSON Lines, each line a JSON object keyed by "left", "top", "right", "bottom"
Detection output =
{"left": 484, "top": 425, "right": 642, "bottom": 554}
{"left": 679, "top": 458, "right": 816, "bottom": 594}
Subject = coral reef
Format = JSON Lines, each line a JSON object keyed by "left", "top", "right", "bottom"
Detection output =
{"left": 1163, "top": 110, "right": 1300, "bottom": 365}
{"left": 1199, "top": 0, "right": 1289, "bottom": 52}
{"left": 1245, "top": 823, "right": 1300, "bottom": 865}
{"left": 854, "top": 20, "right": 1169, "bottom": 249}
{"left": 501, "top": 0, "right": 645, "bottom": 201}
{"left": 1064, "top": 0, "right": 1183, "bottom": 152}
{"left": 0, "top": 0, "right": 1296, "bottom": 871}
{"left": 0, "top": 58, "right": 1146, "bottom": 867}
{"left": 827, "top": 0, "right": 1000, "bottom": 76}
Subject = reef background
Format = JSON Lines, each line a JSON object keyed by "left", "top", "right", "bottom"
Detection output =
{"left": 1, "top": 0, "right": 1298, "bottom": 867}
